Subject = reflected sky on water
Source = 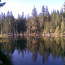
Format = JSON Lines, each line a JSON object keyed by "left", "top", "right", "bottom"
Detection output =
{"left": 0, "top": 36, "right": 65, "bottom": 65}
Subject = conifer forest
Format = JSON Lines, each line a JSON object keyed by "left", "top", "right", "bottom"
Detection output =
{"left": 0, "top": 5, "right": 65, "bottom": 37}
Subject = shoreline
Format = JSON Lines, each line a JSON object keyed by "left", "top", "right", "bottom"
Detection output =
{"left": 0, "top": 33, "right": 65, "bottom": 38}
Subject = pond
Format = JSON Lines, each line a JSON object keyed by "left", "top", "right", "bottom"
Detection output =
{"left": 0, "top": 36, "right": 65, "bottom": 65}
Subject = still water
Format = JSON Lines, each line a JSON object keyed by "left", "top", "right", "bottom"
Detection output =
{"left": 0, "top": 36, "right": 65, "bottom": 65}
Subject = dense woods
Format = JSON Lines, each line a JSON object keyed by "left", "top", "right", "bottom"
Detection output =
{"left": 0, "top": 5, "right": 65, "bottom": 36}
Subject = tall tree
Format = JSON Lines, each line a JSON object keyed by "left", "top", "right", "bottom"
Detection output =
{"left": 61, "top": 20, "right": 65, "bottom": 34}
{"left": 49, "top": 10, "right": 56, "bottom": 33}
{"left": 32, "top": 6, "right": 40, "bottom": 34}
{"left": 55, "top": 10, "right": 60, "bottom": 27}
{"left": 39, "top": 5, "right": 45, "bottom": 33}
{"left": 17, "top": 13, "right": 26, "bottom": 34}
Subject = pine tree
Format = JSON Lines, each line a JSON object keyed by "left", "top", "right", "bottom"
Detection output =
{"left": 32, "top": 6, "right": 40, "bottom": 34}
{"left": 38, "top": 5, "right": 45, "bottom": 33}
{"left": 50, "top": 10, "right": 56, "bottom": 33}
{"left": 61, "top": 21, "right": 65, "bottom": 34}
{"left": 55, "top": 10, "right": 60, "bottom": 27}
{"left": 45, "top": 6, "right": 49, "bottom": 22}
{"left": 17, "top": 13, "right": 26, "bottom": 34}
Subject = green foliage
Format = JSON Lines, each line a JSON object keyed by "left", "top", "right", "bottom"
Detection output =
{"left": 63, "top": 12, "right": 65, "bottom": 18}
{"left": 0, "top": 5, "right": 64, "bottom": 36}
{"left": 31, "top": 7, "right": 40, "bottom": 34}
{"left": 61, "top": 21, "right": 65, "bottom": 33}
{"left": 55, "top": 26, "right": 60, "bottom": 35}
{"left": 17, "top": 15, "right": 26, "bottom": 33}
{"left": 44, "top": 22, "right": 50, "bottom": 33}
{"left": 0, "top": 11, "right": 27, "bottom": 35}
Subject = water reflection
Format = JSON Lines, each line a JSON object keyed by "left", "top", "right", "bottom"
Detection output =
{"left": 0, "top": 39, "right": 12, "bottom": 65}
{"left": 0, "top": 36, "right": 65, "bottom": 65}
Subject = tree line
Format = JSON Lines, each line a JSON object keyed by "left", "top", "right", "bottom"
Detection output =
{"left": 0, "top": 5, "right": 65, "bottom": 36}
{"left": 27, "top": 6, "right": 65, "bottom": 36}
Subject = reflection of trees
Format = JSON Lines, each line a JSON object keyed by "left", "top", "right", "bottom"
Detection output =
{"left": 17, "top": 37, "right": 27, "bottom": 50}
{"left": 0, "top": 43, "right": 12, "bottom": 65}
{"left": 1, "top": 36, "right": 65, "bottom": 64}
{"left": 27, "top": 36, "right": 65, "bottom": 64}
{"left": 27, "top": 37, "right": 39, "bottom": 63}
{"left": 16, "top": 37, "right": 27, "bottom": 57}
{"left": 1, "top": 37, "right": 16, "bottom": 54}
{"left": 0, "top": 36, "right": 26, "bottom": 64}
{"left": 0, "top": 37, "right": 16, "bottom": 65}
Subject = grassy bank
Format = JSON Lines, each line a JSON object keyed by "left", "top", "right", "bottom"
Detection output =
{"left": 42, "top": 32, "right": 65, "bottom": 37}
{"left": 0, "top": 34, "right": 8, "bottom": 38}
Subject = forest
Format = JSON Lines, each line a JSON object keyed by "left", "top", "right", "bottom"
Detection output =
{"left": 0, "top": 5, "right": 65, "bottom": 37}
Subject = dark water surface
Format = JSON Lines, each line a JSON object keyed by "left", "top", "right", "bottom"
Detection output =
{"left": 0, "top": 36, "right": 65, "bottom": 65}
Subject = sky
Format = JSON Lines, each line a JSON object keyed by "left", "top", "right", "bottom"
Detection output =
{"left": 0, "top": 0, "right": 64, "bottom": 18}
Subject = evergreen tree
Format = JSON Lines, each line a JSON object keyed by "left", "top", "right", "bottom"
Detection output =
{"left": 17, "top": 13, "right": 26, "bottom": 34}
{"left": 55, "top": 26, "right": 60, "bottom": 35}
{"left": 32, "top": 6, "right": 40, "bottom": 34}
{"left": 44, "top": 22, "right": 50, "bottom": 33}
{"left": 55, "top": 10, "right": 60, "bottom": 27}
{"left": 50, "top": 10, "right": 56, "bottom": 33}
{"left": 45, "top": 6, "right": 49, "bottom": 22}
{"left": 61, "top": 21, "right": 65, "bottom": 34}
{"left": 38, "top": 5, "right": 45, "bottom": 33}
